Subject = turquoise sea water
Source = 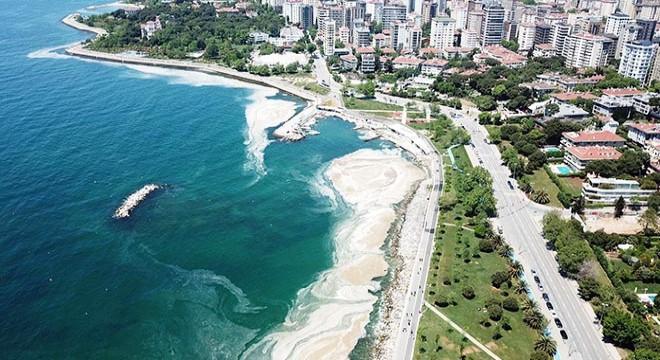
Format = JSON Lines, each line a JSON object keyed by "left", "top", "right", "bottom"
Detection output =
{"left": 0, "top": 1, "right": 386, "bottom": 358}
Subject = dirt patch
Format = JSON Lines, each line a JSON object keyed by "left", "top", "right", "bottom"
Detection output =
{"left": 485, "top": 341, "right": 500, "bottom": 351}
{"left": 440, "top": 337, "right": 458, "bottom": 351}
{"left": 463, "top": 345, "right": 482, "bottom": 354}
{"left": 584, "top": 215, "right": 642, "bottom": 235}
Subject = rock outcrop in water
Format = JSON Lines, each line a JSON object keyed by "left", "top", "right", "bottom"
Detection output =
{"left": 114, "top": 184, "right": 161, "bottom": 219}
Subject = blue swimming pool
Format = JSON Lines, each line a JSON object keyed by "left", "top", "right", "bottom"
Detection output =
{"left": 544, "top": 147, "right": 561, "bottom": 152}
{"left": 556, "top": 165, "right": 572, "bottom": 175}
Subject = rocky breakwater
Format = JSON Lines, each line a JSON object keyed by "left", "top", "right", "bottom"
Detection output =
{"left": 114, "top": 184, "right": 162, "bottom": 219}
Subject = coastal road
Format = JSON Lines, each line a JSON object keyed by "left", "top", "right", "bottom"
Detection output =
{"left": 313, "top": 52, "right": 343, "bottom": 107}
{"left": 385, "top": 119, "right": 443, "bottom": 360}
{"left": 449, "top": 107, "right": 619, "bottom": 360}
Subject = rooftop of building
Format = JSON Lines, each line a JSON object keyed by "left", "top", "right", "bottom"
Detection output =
{"left": 423, "top": 58, "right": 449, "bottom": 67}
{"left": 602, "top": 88, "right": 645, "bottom": 97}
{"left": 627, "top": 122, "right": 660, "bottom": 134}
{"left": 562, "top": 130, "right": 625, "bottom": 143}
{"left": 393, "top": 56, "right": 424, "bottom": 65}
{"left": 565, "top": 146, "right": 622, "bottom": 160}
{"left": 551, "top": 92, "right": 598, "bottom": 101}
{"left": 356, "top": 47, "right": 375, "bottom": 54}
{"left": 535, "top": 44, "right": 556, "bottom": 50}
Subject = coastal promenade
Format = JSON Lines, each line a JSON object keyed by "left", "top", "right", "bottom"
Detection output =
{"left": 62, "top": 14, "right": 319, "bottom": 103}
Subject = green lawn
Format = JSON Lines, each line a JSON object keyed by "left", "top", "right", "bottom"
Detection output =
{"left": 529, "top": 169, "right": 563, "bottom": 208}
{"left": 452, "top": 145, "right": 473, "bottom": 170}
{"left": 300, "top": 82, "right": 329, "bottom": 95}
{"left": 422, "top": 225, "right": 538, "bottom": 360}
{"left": 560, "top": 177, "right": 583, "bottom": 197}
{"left": 415, "top": 308, "right": 490, "bottom": 360}
{"left": 343, "top": 96, "right": 403, "bottom": 111}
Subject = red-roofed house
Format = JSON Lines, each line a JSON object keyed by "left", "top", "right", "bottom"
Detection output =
{"left": 561, "top": 131, "right": 626, "bottom": 148}
{"left": 602, "top": 88, "right": 645, "bottom": 97}
{"left": 551, "top": 92, "right": 598, "bottom": 103}
{"left": 627, "top": 122, "right": 660, "bottom": 145}
{"left": 392, "top": 56, "right": 424, "bottom": 70}
{"left": 421, "top": 58, "right": 448, "bottom": 75}
{"left": 476, "top": 45, "right": 527, "bottom": 68}
{"left": 380, "top": 47, "right": 396, "bottom": 56}
{"left": 373, "top": 33, "right": 386, "bottom": 49}
{"left": 564, "top": 146, "right": 622, "bottom": 170}
{"left": 340, "top": 54, "right": 358, "bottom": 70}
{"left": 356, "top": 47, "right": 375, "bottom": 54}
{"left": 419, "top": 47, "right": 441, "bottom": 58}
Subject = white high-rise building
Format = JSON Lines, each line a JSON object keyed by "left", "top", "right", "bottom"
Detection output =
{"left": 619, "top": 40, "right": 657, "bottom": 84}
{"left": 467, "top": 11, "right": 484, "bottom": 38}
{"left": 382, "top": 4, "right": 407, "bottom": 31}
{"left": 323, "top": 20, "right": 336, "bottom": 56}
{"left": 563, "top": 33, "right": 614, "bottom": 68}
{"left": 430, "top": 16, "right": 456, "bottom": 49}
{"left": 550, "top": 22, "right": 571, "bottom": 55}
{"left": 480, "top": 3, "right": 505, "bottom": 47}
{"left": 283, "top": 0, "right": 302, "bottom": 24}
{"left": 604, "top": 12, "right": 631, "bottom": 36}
{"left": 451, "top": 4, "right": 468, "bottom": 29}
{"left": 517, "top": 22, "right": 536, "bottom": 51}
{"left": 616, "top": 23, "right": 642, "bottom": 59}
{"left": 461, "top": 30, "right": 478, "bottom": 48}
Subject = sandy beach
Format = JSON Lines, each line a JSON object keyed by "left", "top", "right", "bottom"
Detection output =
{"left": 242, "top": 148, "right": 426, "bottom": 359}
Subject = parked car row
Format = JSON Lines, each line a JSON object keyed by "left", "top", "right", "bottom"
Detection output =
{"left": 531, "top": 269, "right": 568, "bottom": 341}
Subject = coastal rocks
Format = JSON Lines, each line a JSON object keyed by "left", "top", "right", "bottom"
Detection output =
{"left": 113, "top": 184, "right": 161, "bottom": 219}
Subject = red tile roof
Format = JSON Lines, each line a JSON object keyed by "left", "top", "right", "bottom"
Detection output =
{"left": 565, "top": 146, "right": 622, "bottom": 160}
{"left": 392, "top": 56, "right": 424, "bottom": 65}
{"left": 423, "top": 58, "right": 448, "bottom": 67}
{"left": 562, "top": 131, "right": 625, "bottom": 144}
{"left": 628, "top": 122, "right": 660, "bottom": 135}
{"left": 602, "top": 88, "right": 644, "bottom": 97}
{"left": 356, "top": 47, "right": 375, "bottom": 54}
{"left": 551, "top": 92, "right": 598, "bottom": 102}
{"left": 380, "top": 47, "right": 396, "bottom": 54}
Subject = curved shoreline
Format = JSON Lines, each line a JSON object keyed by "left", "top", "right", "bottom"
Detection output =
{"left": 59, "top": 11, "right": 443, "bottom": 359}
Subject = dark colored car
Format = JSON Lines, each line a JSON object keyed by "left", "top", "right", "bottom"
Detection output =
{"left": 560, "top": 330, "right": 568, "bottom": 340}
{"left": 546, "top": 302, "right": 554, "bottom": 311}
{"left": 507, "top": 180, "right": 514, "bottom": 190}
{"left": 534, "top": 276, "right": 541, "bottom": 283}
{"left": 542, "top": 293, "right": 550, "bottom": 302}
{"left": 554, "top": 318, "right": 563, "bottom": 328}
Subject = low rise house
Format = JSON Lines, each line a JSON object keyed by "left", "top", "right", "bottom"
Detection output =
{"left": 533, "top": 44, "right": 557, "bottom": 58}
{"left": 536, "top": 73, "right": 603, "bottom": 91}
{"left": 421, "top": 58, "right": 448, "bottom": 75}
{"left": 627, "top": 122, "right": 660, "bottom": 145}
{"left": 443, "top": 47, "right": 473, "bottom": 59}
{"left": 280, "top": 26, "right": 304, "bottom": 43}
{"left": 373, "top": 33, "right": 386, "bottom": 49}
{"left": 249, "top": 31, "right": 269, "bottom": 43}
{"left": 593, "top": 95, "right": 634, "bottom": 119}
{"left": 550, "top": 92, "right": 598, "bottom": 103}
{"left": 140, "top": 17, "right": 162, "bottom": 39}
{"left": 548, "top": 103, "right": 591, "bottom": 122}
{"left": 474, "top": 45, "right": 527, "bottom": 68}
{"left": 340, "top": 54, "right": 358, "bottom": 71}
{"left": 561, "top": 131, "right": 626, "bottom": 148}
{"left": 582, "top": 175, "right": 655, "bottom": 204}
{"left": 392, "top": 56, "right": 424, "bottom": 70}
{"left": 564, "top": 146, "right": 622, "bottom": 171}
{"left": 632, "top": 92, "right": 660, "bottom": 115}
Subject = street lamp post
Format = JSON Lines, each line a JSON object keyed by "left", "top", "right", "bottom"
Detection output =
{"left": 598, "top": 303, "right": 609, "bottom": 329}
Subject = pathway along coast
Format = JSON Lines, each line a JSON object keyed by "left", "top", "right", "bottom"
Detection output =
{"left": 62, "top": 12, "right": 442, "bottom": 359}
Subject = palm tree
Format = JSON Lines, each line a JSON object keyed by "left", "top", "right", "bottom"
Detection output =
{"left": 514, "top": 279, "right": 528, "bottom": 295}
{"left": 533, "top": 189, "right": 550, "bottom": 204}
{"left": 488, "top": 233, "right": 504, "bottom": 248}
{"left": 520, "top": 180, "right": 533, "bottom": 194}
{"left": 524, "top": 309, "right": 546, "bottom": 330}
{"left": 508, "top": 260, "right": 524, "bottom": 279}
{"left": 498, "top": 244, "right": 512, "bottom": 258}
{"left": 534, "top": 335, "right": 557, "bottom": 356}
{"left": 521, "top": 298, "right": 538, "bottom": 314}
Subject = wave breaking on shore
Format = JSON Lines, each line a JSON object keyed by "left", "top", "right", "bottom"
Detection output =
{"left": 242, "top": 148, "right": 425, "bottom": 360}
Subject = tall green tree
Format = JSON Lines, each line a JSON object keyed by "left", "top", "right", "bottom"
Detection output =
{"left": 614, "top": 196, "right": 625, "bottom": 218}
{"left": 603, "top": 310, "right": 646, "bottom": 348}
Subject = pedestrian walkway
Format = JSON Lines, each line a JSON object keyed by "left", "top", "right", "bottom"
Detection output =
{"left": 423, "top": 301, "right": 503, "bottom": 360}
